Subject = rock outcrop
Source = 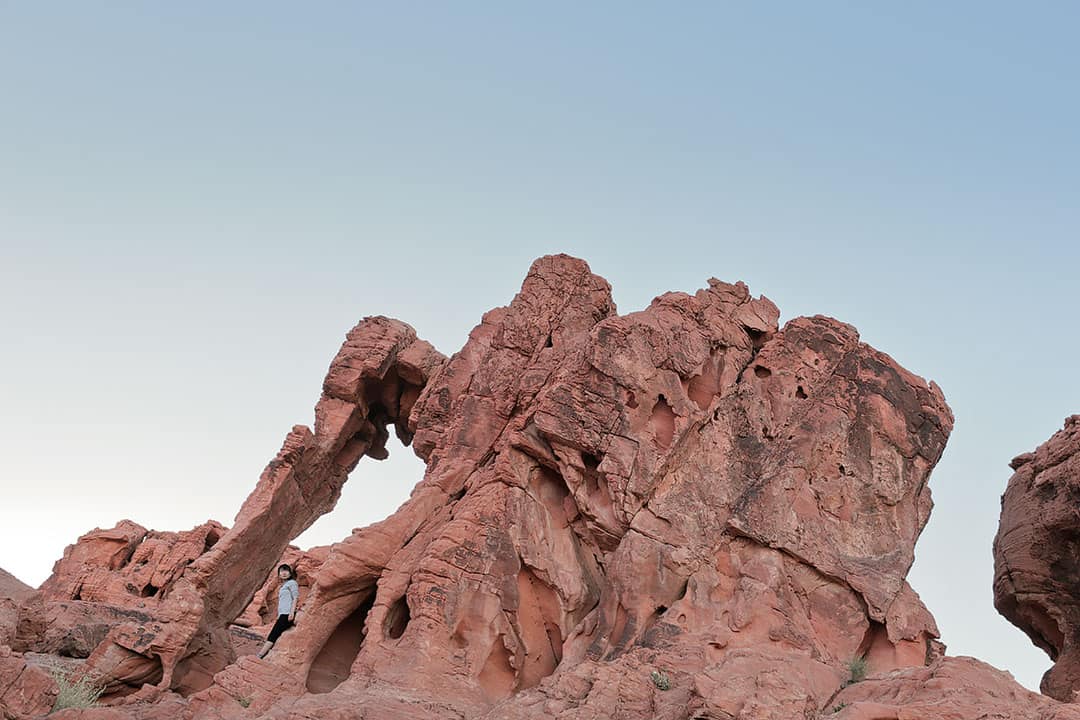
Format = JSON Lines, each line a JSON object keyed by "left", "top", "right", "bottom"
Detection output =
{"left": 7, "top": 254, "right": 1073, "bottom": 719}
{"left": 830, "top": 656, "right": 1080, "bottom": 719}
{"left": 995, "top": 415, "right": 1080, "bottom": 702}
{"left": 0, "top": 645, "right": 57, "bottom": 720}
{"left": 0, "top": 571, "right": 31, "bottom": 606}
{"left": 0, "top": 569, "right": 31, "bottom": 656}
{"left": 74, "top": 316, "right": 446, "bottom": 699}
{"left": 15, "top": 521, "right": 226, "bottom": 659}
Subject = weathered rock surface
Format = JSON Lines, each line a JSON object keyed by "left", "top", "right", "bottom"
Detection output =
{"left": 0, "top": 571, "right": 31, "bottom": 606}
{"left": 0, "top": 645, "right": 58, "bottom": 719}
{"left": 7, "top": 254, "right": 1072, "bottom": 719}
{"left": 77, "top": 315, "right": 447, "bottom": 699}
{"left": 14, "top": 521, "right": 323, "bottom": 666}
{"left": 14, "top": 521, "right": 226, "bottom": 659}
{"left": 830, "top": 656, "right": 1080, "bottom": 719}
{"left": 0, "top": 569, "right": 30, "bottom": 650}
{"left": 995, "top": 415, "right": 1080, "bottom": 701}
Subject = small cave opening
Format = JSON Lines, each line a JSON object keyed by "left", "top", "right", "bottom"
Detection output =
{"left": 306, "top": 591, "right": 376, "bottom": 694}
{"left": 675, "top": 579, "right": 689, "bottom": 601}
{"left": 581, "top": 452, "right": 603, "bottom": 499}
{"left": 745, "top": 326, "right": 768, "bottom": 350}
{"left": 384, "top": 594, "right": 411, "bottom": 640}
{"left": 202, "top": 530, "right": 221, "bottom": 553}
{"left": 754, "top": 365, "right": 772, "bottom": 379}
{"left": 544, "top": 333, "right": 553, "bottom": 349}
{"left": 140, "top": 583, "right": 159, "bottom": 598}
{"left": 650, "top": 395, "right": 676, "bottom": 450}
{"left": 796, "top": 385, "right": 808, "bottom": 399}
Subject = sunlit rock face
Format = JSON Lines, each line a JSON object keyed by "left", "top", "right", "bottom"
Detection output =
{"left": 35, "top": 255, "right": 1080, "bottom": 720}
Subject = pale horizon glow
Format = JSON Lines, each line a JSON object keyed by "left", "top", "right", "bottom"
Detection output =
{"left": 2, "top": 2, "right": 1078, "bottom": 694}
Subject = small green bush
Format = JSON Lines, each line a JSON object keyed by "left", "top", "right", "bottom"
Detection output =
{"left": 650, "top": 669, "right": 671, "bottom": 691}
{"left": 50, "top": 667, "right": 105, "bottom": 712}
{"left": 844, "top": 655, "right": 868, "bottom": 685}
{"left": 237, "top": 696, "right": 252, "bottom": 708}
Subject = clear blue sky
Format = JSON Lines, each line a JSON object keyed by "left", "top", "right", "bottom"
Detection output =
{"left": 2, "top": 2, "right": 1077, "bottom": 692}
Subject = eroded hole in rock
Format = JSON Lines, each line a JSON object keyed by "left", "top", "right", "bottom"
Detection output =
{"left": 796, "top": 385, "right": 808, "bottom": 399}
{"left": 675, "top": 579, "right": 689, "bottom": 601}
{"left": 754, "top": 365, "right": 772, "bottom": 379}
{"left": 625, "top": 389, "right": 638, "bottom": 409}
{"left": 140, "top": 583, "right": 159, "bottom": 598}
{"left": 578, "top": 453, "right": 620, "bottom": 549}
{"left": 544, "top": 333, "right": 553, "bottom": 348}
{"left": 306, "top": 591, "right": 376, "bottom": 694}
{"left": 384, "top": 594, "right": 411, "bottom": 640}
{"left": 650, "top": 395, "right": 676, "bottom": 450}
{"left": 296, "top": 433, "right": 425, "bottom": 555}
{"left": 203, "top": 530, "right": 221, "bottom": 553}
{"left": 687, "top": 374, "right": 715, "bottom": 411}
{"left": 745, "top": 326, "right": 768, "bottom": 349}
{"left": 687, "top": 350, "right": 724, "bottom": 410}
{"left": 515, "top": 566, "right": 564, "bottom": 690}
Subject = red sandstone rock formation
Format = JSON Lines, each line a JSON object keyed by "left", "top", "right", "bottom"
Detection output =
{"left": 13, "top": 521, "right": 321, "bottom": 664}
{"left": 995, "top": 415, "right": 1080, "bottom": 702}
{"left": 14, "top": 521, "right": 226, "bottom": 659}
{"left": 74, "top": 316, "right": 446, "bottom": 700}
{"left": 0, "top": 570, "right": 56, "bottom": 719}
{"left": 0, "top": 569, "right": 31, "bottom": 655}
{"left": 0, "top": 645, "right": 57, "bottom": 720}
{"left": 0, "top": 571, "right": 30, "bottom": 606}
{"left": 7, "top": 254, "right": 1074, "bottom": 719}
{"left": 830, "top": 656, "right": 1080, "bottom": 719}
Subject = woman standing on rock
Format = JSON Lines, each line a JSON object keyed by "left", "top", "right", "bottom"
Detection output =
{"left": 258, "top": 564, "right": 300, "bottom": 658}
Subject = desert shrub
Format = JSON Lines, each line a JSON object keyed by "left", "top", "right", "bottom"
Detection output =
{"left": 844, "top": 655, "right": 868, "bottom": 685}
{"left": 650, "top": 669, "right": 671, "bottom": 691}
{"left": 50, "top": 666, "right": 105, "bottom": 712}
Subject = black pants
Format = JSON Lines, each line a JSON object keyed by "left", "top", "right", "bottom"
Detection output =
{"left": 267, "top": 614, "right": 293, "bottom": 643}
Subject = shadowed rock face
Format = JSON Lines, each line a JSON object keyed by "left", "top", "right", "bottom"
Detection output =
{"left": 995, "top": 416, "right": 1080, "bottom": 702}
{"left": 8, "top": 254, "right": 1015, "bottom": 720}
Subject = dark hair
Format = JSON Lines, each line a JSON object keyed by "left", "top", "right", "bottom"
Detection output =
{"left": 277, "top": 563, "right": 296, "bottom": 580}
